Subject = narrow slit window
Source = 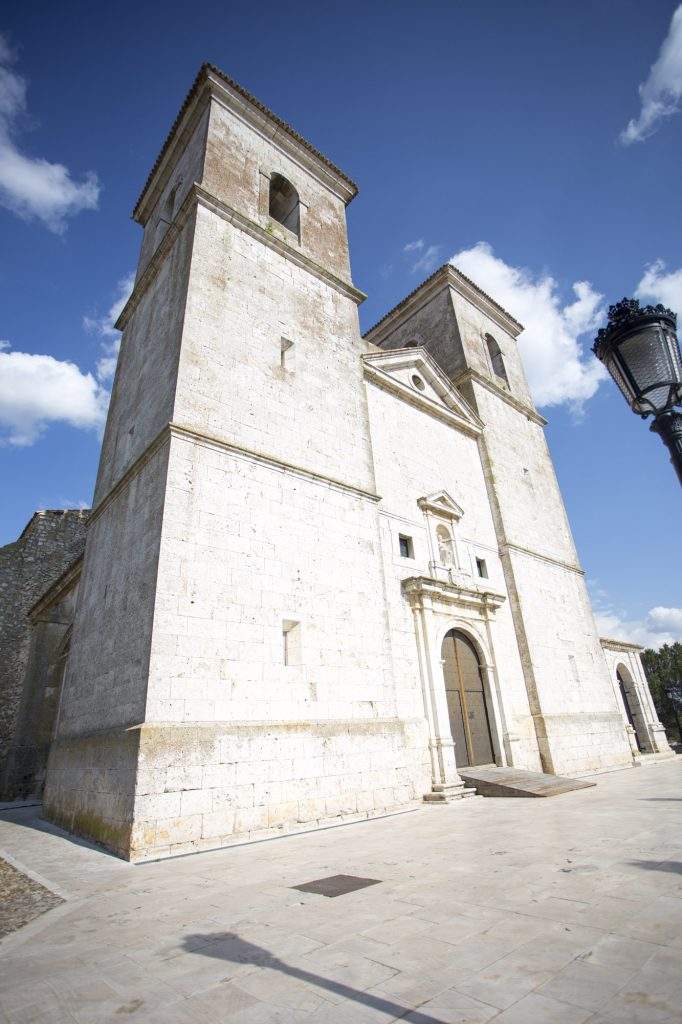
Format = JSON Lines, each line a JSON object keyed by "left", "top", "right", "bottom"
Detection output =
{"left": 282, "top": 620, "right": 301, "bottom": 666}
{"left": 399, "top": 534, "right": 414, "bottom": 559}
{"left": 281, "top": 337, "right": 294, "bottom": 370}
{"left": 269, "top": 173, "right": 300, "bottom": 236}
{"left": 476, "top": 557, "right": 488, "bottom": 578}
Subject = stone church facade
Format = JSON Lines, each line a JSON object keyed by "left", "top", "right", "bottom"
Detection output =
{"left": 1, "top": 64, "right": 672, "bottom": 859}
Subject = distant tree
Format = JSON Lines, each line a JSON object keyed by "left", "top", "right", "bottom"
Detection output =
{"left": 641, "top": 643, "right": 682, "bottom": 743}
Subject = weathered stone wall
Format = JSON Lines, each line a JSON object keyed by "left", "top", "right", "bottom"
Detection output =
{"left": 0, "top": 510, "right": 89, "bottom": 786}
{"left": 2, "top": 570, "right": 80, "bottom": 800}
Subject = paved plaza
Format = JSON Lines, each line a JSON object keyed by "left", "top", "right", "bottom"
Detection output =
{"left": 0, "top": 760, "right": 681, "bottom": 1024}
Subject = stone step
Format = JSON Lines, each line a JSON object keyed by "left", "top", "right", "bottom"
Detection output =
{"left": 457, "top": 766, "right": 596, "bottom": 798}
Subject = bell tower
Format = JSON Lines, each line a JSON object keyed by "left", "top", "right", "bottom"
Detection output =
{"left": 44, "top": 65, "right": 430, "bottom": 860}
{"left": 366, "top": 264, "right": 633, "bottom": 776}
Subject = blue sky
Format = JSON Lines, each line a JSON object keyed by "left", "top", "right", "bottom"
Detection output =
{"left": 1, "top": 0, "right": 681, "bottom": 647}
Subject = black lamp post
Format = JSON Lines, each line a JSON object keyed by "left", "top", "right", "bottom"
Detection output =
{"left": 593, "top": 298, "right": 682, "bottom": 485}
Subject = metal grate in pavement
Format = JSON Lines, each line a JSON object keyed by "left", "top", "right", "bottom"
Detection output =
{"left": 292, "top": 874, "right": 381, "bottom": 897}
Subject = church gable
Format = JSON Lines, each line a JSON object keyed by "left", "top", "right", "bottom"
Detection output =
{"left": 362, "top": 348, "right": 483, "bottom": 437}
{"left": 417, "top": 490, "right": 465, "bottom": 521}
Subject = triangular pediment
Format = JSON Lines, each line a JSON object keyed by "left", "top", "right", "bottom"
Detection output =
{"left": 362, "top": 347, "right": 483, "bottom": 436}
{"left": 417, "top": 491, "right": 464, "bottom": 521}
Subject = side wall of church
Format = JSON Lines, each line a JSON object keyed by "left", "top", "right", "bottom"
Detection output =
{"left": 43, "top": 444, "right": 171, "bottom": 857}
{"left": 94, "top": 132, "right": 200, "bottom": 503}
{"left": 42, "top": 118, "right": 205, "bottom": 854}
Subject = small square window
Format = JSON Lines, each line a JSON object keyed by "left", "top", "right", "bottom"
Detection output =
{"left": 476, "top": 557, "right": 488, "bottom": 579}
{"left": 399, "top": 534, "right": 414, "bottom": 559}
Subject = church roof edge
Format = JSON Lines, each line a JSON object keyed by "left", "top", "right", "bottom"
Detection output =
{"left": 132, "top": 63, "right": 358, "bottom": 221}
{"left": 363, "top": 263, "right": 523, "bottom": 342}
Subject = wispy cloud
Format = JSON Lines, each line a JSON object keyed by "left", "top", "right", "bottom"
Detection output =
{"left": 0, "top": 33, "right": 100, "bottom": 232}
{"left": 83, "top": 272, "right": 134, "bottom": 381}
{"left": 620, "top": 5, "right": 682, "bottom": 145}
{"left": 450, "top": 242, "right": 606, "bottom": 412}
{"left": 635, "top": 258, "right": 682, "bottom": 312}
{"left": 590, "top": 581, "right": 682, "bottom": 650}
{"left": 403, "top": 238, "right": 442, "bottom": 275}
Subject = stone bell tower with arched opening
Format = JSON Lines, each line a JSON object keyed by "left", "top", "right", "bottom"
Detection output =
{"left": 43, "top": 64, "right": 432, "bottom": 860}
{"left": 364, "top": 265, "right": 635, "bottom": 776}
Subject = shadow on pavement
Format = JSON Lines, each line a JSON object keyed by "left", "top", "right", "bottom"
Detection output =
{"left": 629, "top": 859, "right": 682, "bottom": 874}
{"left": 183, "top": 931, "right": 449, "bottom": 1022}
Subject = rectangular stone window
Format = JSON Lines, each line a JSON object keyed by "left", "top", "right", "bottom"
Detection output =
{"left": 476, "top": 557, "right": 488, "bottom": 578}
{"left": 282, "top": 619, "right": 301, "bottom": 666}
{"left": 399, "top": 534, "right": 414, "bottom": 559}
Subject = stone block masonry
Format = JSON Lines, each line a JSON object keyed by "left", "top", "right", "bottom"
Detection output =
{"left": 0, "top": 510, "right": 89, "bottom": 791}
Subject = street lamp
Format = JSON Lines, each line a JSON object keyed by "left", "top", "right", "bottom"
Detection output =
{"left": 593, "top": 298, "right": 682, "bottom": 485}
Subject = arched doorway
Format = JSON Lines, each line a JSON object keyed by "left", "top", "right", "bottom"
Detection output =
{"left": 441, "top": 629, "right": 494, "bottom": 767}
{"left": 617, "top": 664, "right": 644, "bottom": 753}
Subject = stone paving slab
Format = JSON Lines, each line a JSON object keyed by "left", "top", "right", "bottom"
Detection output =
{"left": 0, "top": 759, "right": 681, "bottom": 1023}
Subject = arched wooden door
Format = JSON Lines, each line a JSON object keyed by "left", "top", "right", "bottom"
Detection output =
{"left": 442, "top": 629, "right": 494, "bottom": 767}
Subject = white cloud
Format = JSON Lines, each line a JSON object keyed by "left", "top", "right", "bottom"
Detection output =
{"left": 450, "top": 242, "right": 606, "bottom": 410}
{"left": 620, "top": 5, "right": 682, "bottom": 144}
{"left": 83, "top": 272, "right": 134, "bottom": 381}
{"left": 648, "top": 606, "right": 682, "bottom": 633}
{"left": 0, "top": 33, "right": 100, "bottom": 232}
{"left": 0, "top": 274, "right": 134, "bottom": 447}
{"left": 0, "top": 343, "right": 107, "bottom": 446}
{"left": 595, "top": 608, "right": 682, "bottom": 651}
{"left": 635, "top": 258, "right": 682, "bottom": 313}
{"left": 403, "top": 238, "right": 442, "bottom": 275}
{"left": 590, "top": 581, "right": 682, "bottom": 650}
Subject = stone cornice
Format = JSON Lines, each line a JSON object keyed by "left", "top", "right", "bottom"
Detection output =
{"left": 89, "top": 422, "right": 381, "bottom": 529}
{"left": 28, "top": 556, "right": 83, "bottom": 621}
{"left": 402, "top": 575, "right": 506, "bottom": 615}
{"left": 363, "top": 351, "right": 482, "bottom": 438}
{"left": 456, "top": 369, "right": 547, "bottom": 426}
{"left": 169, "top": 422, "right": 381, "bottom": 502}
{"left": 133, "top": 63, "right": 357, "bottom": 225}
{"left": 116, "top": 184, "right": 364, "bottom": 333}
{"left": 89, "top": 425, "right": 172, "bottom": 527}
{"left": 502, "top": 541, "right": 584, "bottom": 576}
{"left": 364, "top": 264, "right": 523, "bottom": 346}
{"left": 600, "top": 637, "right": 644, "bottom": 653}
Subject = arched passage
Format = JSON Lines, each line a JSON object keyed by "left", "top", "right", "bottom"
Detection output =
{"left": 441, "top": 629, "right": 494, "bottom": 767}
{"left": 616, "top": 663, "right": 645, "bottom": 753}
